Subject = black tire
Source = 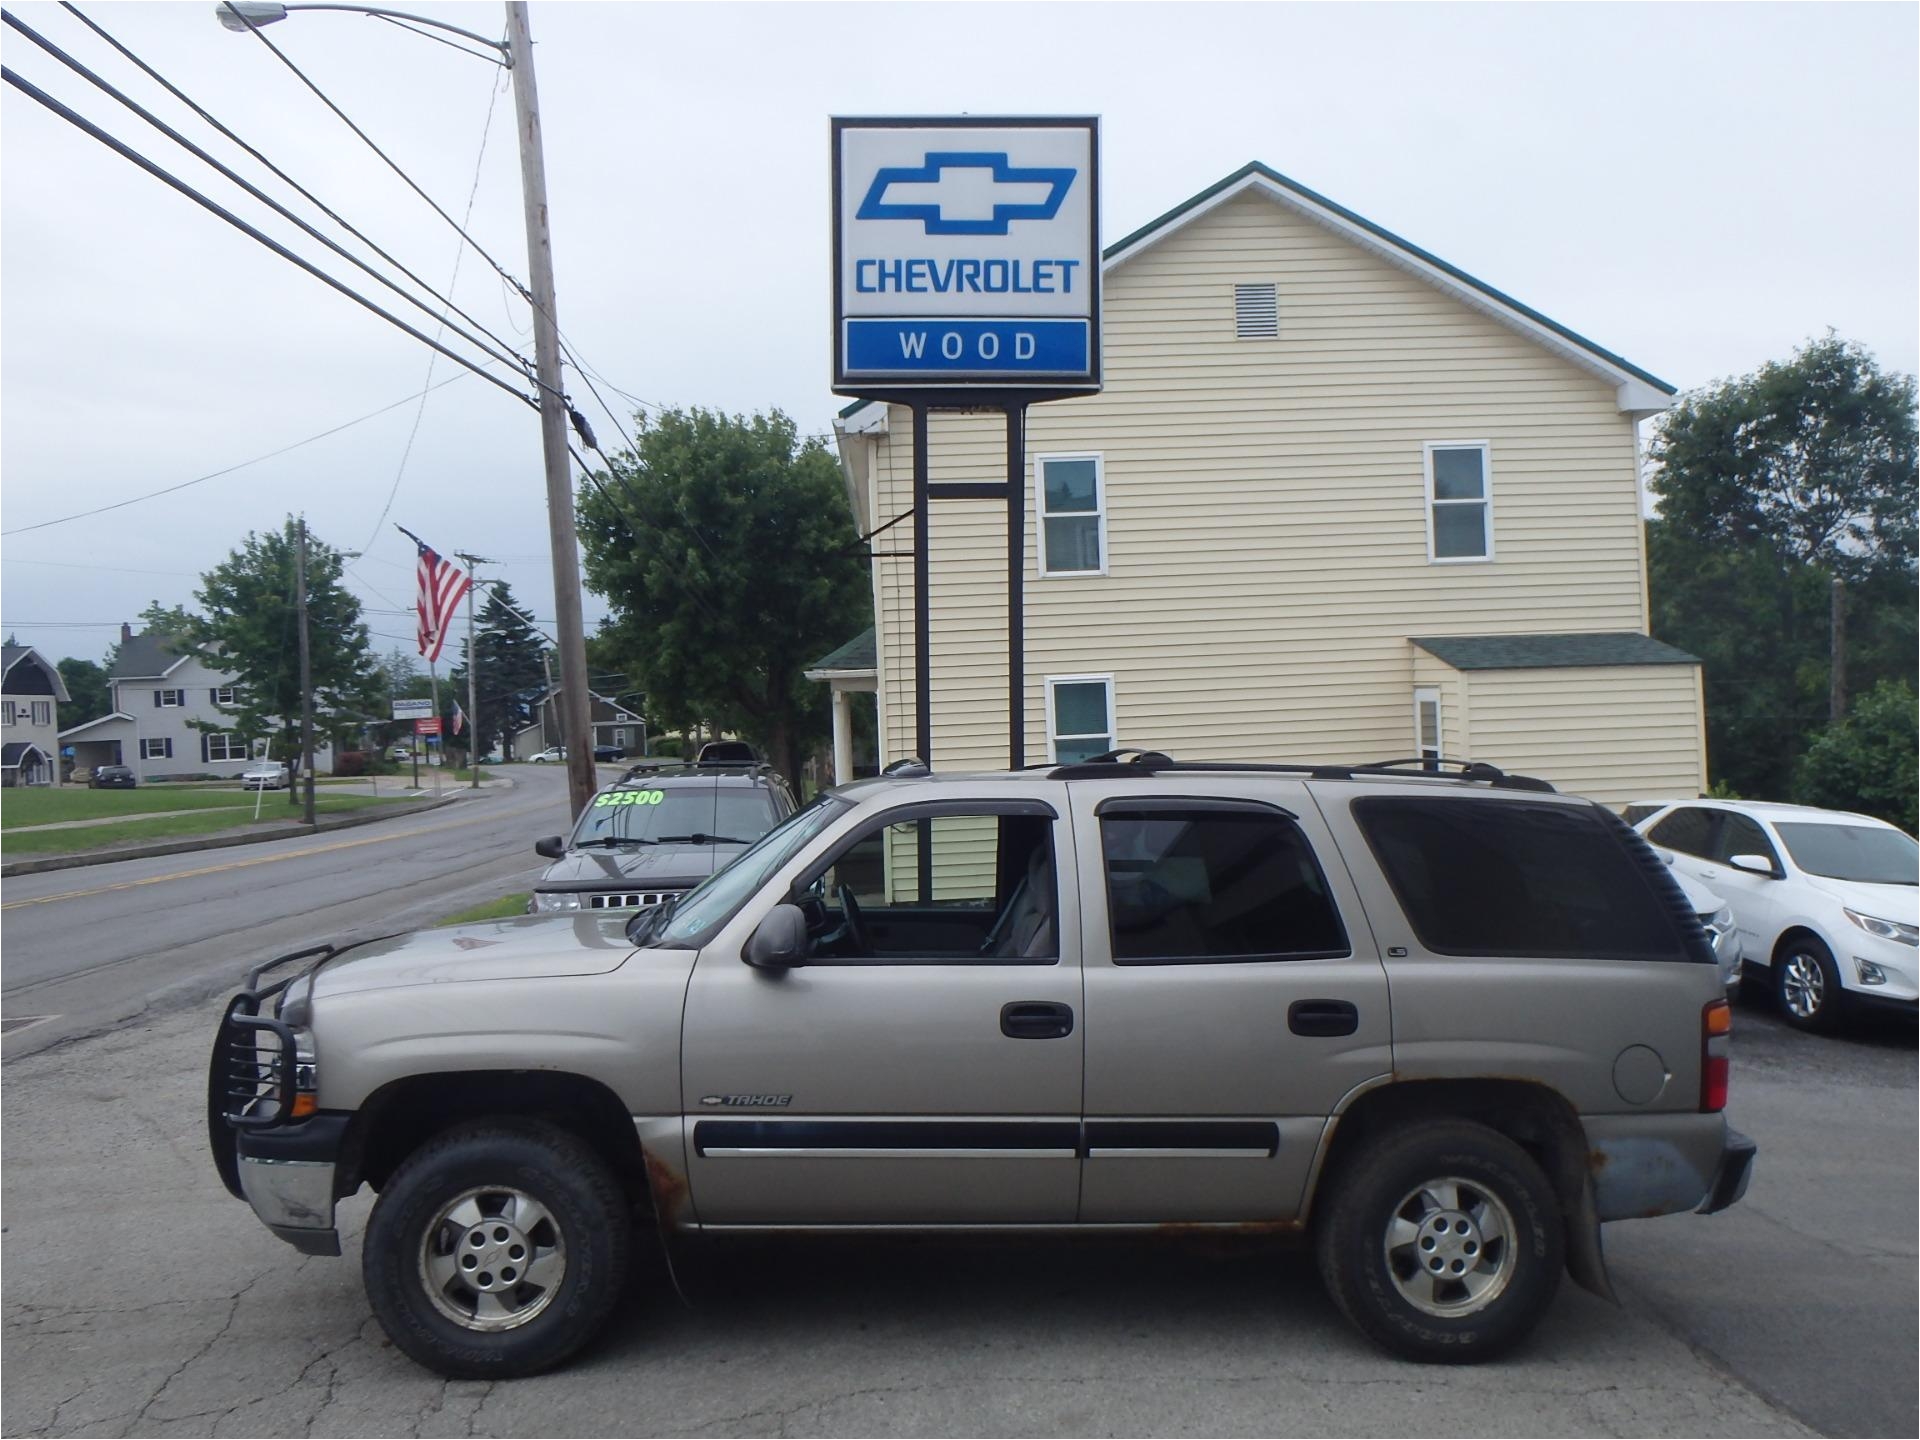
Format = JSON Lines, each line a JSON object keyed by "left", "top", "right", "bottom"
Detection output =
{"left": 1774, "top": 934, "right": 1842, "bottom": 1033}
{"left": 363, "top": 1118, "right": 631, "bottom": 1379}
{"left": 1315, "top": 1120, "right": 1563, "bottom": 1363}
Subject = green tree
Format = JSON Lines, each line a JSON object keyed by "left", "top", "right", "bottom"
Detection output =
{"left": 56, "top": 657, "right": 111, "bottom": 727}
{"left": 576, "top": 407, "right": 871, "bottom": 782}
{"left": 1795, "top": 679, "right": 1919, "bottom": 835}
{"left": 1648, "top": 335, "right": 1918, "bottom": 797}
{"left": 191, "top": 521, "right": 380, "bottom": 795}
{"left": 449, "top": 582, "right": 548, "bottom": 760}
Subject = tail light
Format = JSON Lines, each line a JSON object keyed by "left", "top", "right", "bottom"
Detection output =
{"left": 1701, "top": 998, "right": 1731, "bottom": 1112}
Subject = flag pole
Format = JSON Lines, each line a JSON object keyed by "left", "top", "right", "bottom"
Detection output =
{"left": 428, "top": 656, "right": 442, "bottom": 798}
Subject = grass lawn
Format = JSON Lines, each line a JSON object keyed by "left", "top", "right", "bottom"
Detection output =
{"left": 1, "top": 793, "right": 415, "bottom": 856}
{"left": 435, "top": 892, "right": 531, "bottom": 925}
{"left": 0, "top": 788, "right": 300, "bottom": 829}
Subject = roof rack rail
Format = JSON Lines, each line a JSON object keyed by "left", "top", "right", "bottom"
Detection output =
{"left": 616, "top": 759, "right": 782, "bottom": 783}
{"left": 1045, "top": 749, "right": 1555, "bottom": 792}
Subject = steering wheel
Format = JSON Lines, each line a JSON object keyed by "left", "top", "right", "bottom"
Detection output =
{"left": 835, "top": 883, "right": 871, "bottom": 956}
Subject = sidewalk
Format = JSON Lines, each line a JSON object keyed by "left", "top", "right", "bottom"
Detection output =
{"left": 0, "top": 775, "right": 514, "bottom": 878}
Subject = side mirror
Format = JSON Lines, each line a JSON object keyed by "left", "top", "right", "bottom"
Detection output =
{"left": 744, "top": 903, "right": 808, "bottom": 970}
{"left": 1728, "top": 853, "right": 1777, "bottom": 877}
{"left": 533, "top": 835, "right": 567, "bottom": 860}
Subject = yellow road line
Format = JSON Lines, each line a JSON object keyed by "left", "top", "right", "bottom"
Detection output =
{"left": 2, "top": 799, "right": 551, "bottom": 911}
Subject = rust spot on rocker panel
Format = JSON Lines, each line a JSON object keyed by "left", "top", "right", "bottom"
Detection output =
{"left": 643, "top": 1148, "right": 689, "bottom": 1225}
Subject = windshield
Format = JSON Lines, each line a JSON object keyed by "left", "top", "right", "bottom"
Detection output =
{"left": 1774, "top": 822, "right": 1918, "bottom": 885}
{"left": 570, "top": 785, "right": 775, "bottom": 847}
{"left": 649, "top": 792, "right": 850, "bottom": 948}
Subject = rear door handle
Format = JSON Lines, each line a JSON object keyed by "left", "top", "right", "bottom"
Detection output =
{"left": 1288, "top": 999, "right": 1359, "bottom": 1038}
{"left": 1001, "top": 1001, "right": 1074, "bottom": 1040}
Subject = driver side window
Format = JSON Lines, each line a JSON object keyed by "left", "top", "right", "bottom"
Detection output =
{"left": 804, "top": 810, "right": 1058, "bottom": 964}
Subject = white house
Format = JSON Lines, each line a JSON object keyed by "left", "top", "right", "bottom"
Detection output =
{"left": 59, "top": 625, "right": 331, "bottom": 781}
{"left": 2, "top": 644, "right": 70, "bottom": 786}
{"left": 826, "top": 162, "right": 1704, "bottom": 809}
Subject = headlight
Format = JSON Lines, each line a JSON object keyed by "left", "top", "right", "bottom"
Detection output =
{"left": 1706, "top": 905, "right": 1734, "bottom": 935}
{"left": 1843, "top": 908, "right": 1919, "bottom": 946}
{"left": 531, "top": 891, "right": 583, "bottom": 913}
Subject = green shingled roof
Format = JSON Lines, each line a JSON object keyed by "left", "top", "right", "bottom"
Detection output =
{"left": 807, "top": 626, "right": 876, "bottom": 673}
{"left": 1412, "top": 633, "right": 1700, "bottom": 671}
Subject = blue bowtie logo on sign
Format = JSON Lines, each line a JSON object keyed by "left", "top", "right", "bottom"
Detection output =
{"left": 857, "top": 151, "right": 1075, "bottom": 236}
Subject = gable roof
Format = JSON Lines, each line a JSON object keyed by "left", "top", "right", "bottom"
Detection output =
{"left": 108, "top": 631, "right": 190, "bottom": 680}
{"left": 1104, "top": 161, "right": 1675, "bottom": 415}
{"left": 58, "top": 711, "right": 136, "bottom": 740}
{"left": 1412, "top": 632, "right": 1699, "bottom": 671}
{"left": 2, "top": 644, "right": 71, "bottom": 701}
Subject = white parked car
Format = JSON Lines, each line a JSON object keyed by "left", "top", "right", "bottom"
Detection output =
{"left": 1633, "top": 800, "right": 1918, "bottom": 1031}
{"left": 1668, "top": 868, "right": 1740, "bottom": 994}
{"left": 529, "top": 746, "right": 566, "bottom": 763}
{"left": 240, "top": 763, "right": 290, "bottom": 791}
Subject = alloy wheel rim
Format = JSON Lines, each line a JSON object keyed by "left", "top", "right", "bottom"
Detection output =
{"left": 1383, "top": 1175, "right": 1518, "bottom": 1317}
{"left": 418, "top": 1186, "right": 567, "bottom": 1332}
{"left": 1782, "top": 952, "right": 1825, "bottom": 1019}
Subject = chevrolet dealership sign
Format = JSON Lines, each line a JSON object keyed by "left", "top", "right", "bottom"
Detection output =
{"left": 833, "top": 117, "right": 1101, "bottom": 393}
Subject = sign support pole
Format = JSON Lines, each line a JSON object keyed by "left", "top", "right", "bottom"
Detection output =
{"left": 912, "top": 402, "right": 932, "bottom": 768}
{"left": 1006, "top": 401, "right": 1027, "bottom": 769}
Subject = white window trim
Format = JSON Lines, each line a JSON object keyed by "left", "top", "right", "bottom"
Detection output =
{"left": 32, "top": 701, "right": 52, "bottom": 726}
{"left": 212, "top": 686, "right": 238, "bottom": 705}
{"left": 207, "top": 732, "right": 247, "bottom": 762}
{"left": 1034, "top": 452, "right": 1109, "bottom": 578}
{"left": 156, "top": 688, "right": 185, "bottom": 707}
{"left": 1413, "top": 686, "right": 1442, "bottom": 766}
{"left": 1045, "top": 672, "right": 1116, "bottom": 764}
{"left": 141, "top": 737, "right": 172, "bottom": 760}
{"left": 1423, "top": 440, "right": 1495, "bottom": 565}
{"left": 2, "top": 701, "right": 16, "bottom": 726}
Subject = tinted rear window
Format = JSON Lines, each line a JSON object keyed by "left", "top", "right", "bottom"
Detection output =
{"left": 1101, "top": 806, "right": 1347, "bottom": 963}
{"left": 1353, "top": 797, "right": 1693, "bottom": 961}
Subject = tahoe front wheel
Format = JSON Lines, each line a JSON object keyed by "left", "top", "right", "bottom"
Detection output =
{"left": 363, "top": 1119, "right": 631, "bottom": 1378}
{"left": 1316, "top": 1120, "right": 1563, "bottom": 1363}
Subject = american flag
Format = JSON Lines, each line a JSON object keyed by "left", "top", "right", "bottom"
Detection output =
{"left": 404, "top": 530, "right": 471, "bottom": 663}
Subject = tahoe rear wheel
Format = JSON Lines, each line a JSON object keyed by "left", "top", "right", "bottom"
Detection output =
{"left": 363, "top": 1119, "right": 630, "bottom": 1378}
{"left": 1316, "top": 1120, "right": 1563, "bottom": 1363}
{"left": 1775, "top": 935, "right": 1841, "bottom": 1033}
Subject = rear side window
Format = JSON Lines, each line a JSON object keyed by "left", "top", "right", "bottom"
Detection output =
{"left": 1354, "top": 797, "right": 1692, "bottom": 961}
{"left": 1648, "top": 806, "right": 1716, "bottom": 858}
{"left": 1100, "top": 804, "right": 1348, "bottom": 963}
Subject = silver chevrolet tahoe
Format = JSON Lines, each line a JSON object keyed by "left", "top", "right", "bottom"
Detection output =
{"left": 208, "top": 752, "right": 1755, "bottom": 1378}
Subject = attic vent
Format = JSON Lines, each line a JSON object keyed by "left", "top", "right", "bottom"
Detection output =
{"left": 1234, "top": 283, "right": 1278, "bottom": 338}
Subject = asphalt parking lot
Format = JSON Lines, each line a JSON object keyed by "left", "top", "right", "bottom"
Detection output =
{"left": 1, "top": 988, "right": 1910, "bottom": 1438}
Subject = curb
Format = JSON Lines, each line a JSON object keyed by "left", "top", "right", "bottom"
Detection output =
{"left": 0, "top": 787, "right": 497, "bottom": 878}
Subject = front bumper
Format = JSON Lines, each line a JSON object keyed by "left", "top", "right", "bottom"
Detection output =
{"left": 231, "top": 1112, "right": 351, "bottom": 1254}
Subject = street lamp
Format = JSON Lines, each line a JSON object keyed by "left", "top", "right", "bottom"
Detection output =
{"left": 212, "top": 0, "right": 599, "bottom": 821}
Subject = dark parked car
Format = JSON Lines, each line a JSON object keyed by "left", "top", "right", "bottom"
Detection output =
{"left": 527, "top": 759, "right": 797, "bottom": 913}
{"left": 89, "top": 764, "right": 136, "bottom": 789}
{"left": 592, "top": 743, "right": 625, "bottom": 762}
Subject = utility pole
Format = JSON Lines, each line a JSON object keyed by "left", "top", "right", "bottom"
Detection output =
{"left": 295, "top": 516, "right": 317, "bottom": 827}
{"left": 506, "top": 0, "right": 594, "bottom": 818}
{"left": 456, "top": 551, "right": 491, "bottom": 788}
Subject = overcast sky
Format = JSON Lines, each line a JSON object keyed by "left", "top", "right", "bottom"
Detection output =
{"left": 4, "top": 1, "right": 1915, "bottom": 670}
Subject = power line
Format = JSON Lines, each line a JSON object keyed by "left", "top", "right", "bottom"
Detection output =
{"left": 57, "top": 1, "right": 538, "bottom": 383}
{"left": 4, "top": 9, "right": 536, "bottom": 384}
{"left": 0, "top": 65, "right": 534, "bottom": 410}
{"left": 0, "top": 368, "right": 481, "bottom": 537}
{"left": 219, "top": 0, "right": 531, "bottom": 305}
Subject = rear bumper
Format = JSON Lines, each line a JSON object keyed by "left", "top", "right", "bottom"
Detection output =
{"left": 1585, "top": 1113, "right": 1755, "bottom": 1220}
{"left": 1696, "top": 1128, "right": 1757, "bottom": 1215}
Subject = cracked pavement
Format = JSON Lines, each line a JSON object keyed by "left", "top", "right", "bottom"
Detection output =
{"left": 3, "top": 993, "right": 1910, "bottom": 1436}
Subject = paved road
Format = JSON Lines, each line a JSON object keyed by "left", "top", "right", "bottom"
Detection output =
{"left": 1, "top": 766, "right": 576, "bottom": 1058}
{"left": 0, "top": 938, "right": 1909, "bottom": 1436}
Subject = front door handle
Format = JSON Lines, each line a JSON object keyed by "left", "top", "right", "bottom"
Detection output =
{"left": 1288, "top": 999, "right": 1359, "bottom": 1038}
{"left": 1001, "top": 1001, "right": 1074, "bottom": 1040}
